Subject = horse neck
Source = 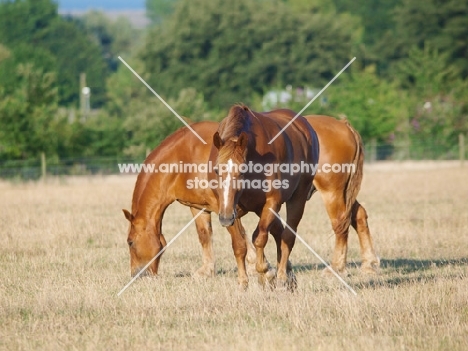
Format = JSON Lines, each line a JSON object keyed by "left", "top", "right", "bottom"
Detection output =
{"left": 131, "top": 172, "right": 163, "bottom": 223}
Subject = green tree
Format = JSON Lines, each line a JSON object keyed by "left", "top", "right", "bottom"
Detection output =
{"left": 79, "top": 10, "right": 142, "bottom": 71}
{"left": 395, "top": 45, "right": 468, "bottom": 157}
{"left": 39, "top": 18, "right": 107, "bottom": 107}
{"left": 0, "top": 64, "right": 59, "bottom": 160}
{"left": 141, "top": 0, "right": 359, "bottom": 109}
{"left": 287, "top": 0, "right": 337, "bottom": 14}
{"left": 122, "top": 88, "right": 212, "bottom": 158}
{"left": 332, "top": 0, "right": 400, "bottom": 47}
{"left": 0, "top": 0, "right": 108, "bottom": 107}
{"left": 0, "top": 44, "right": 56, "bottom": 95}
{"left": 396, "top": 45, "right": 459, "bottom": 97}
{"left": 0, "top": 0, "right": 57, "bottom": 46}
{"left": 105, "top": 58, "right": 149, "bottom": 118}
{"left": 321, "top": 65, "right": 404, "bottom": 143}
{"left": 66, "top": 111, "right": 126, "bottom": 158}
{"left": 0, "top": 43, "right": 11, "bottom": 63}
{"left": 380, "top": 0, "right": 468, "bottom": 77}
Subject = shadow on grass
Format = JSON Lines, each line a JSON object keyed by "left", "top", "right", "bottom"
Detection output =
{"left": 292, "top": 257, "right": 468, "bottom": 274}
{"left": 173, "top": 258, "right": 468, "bottom": 286}
{"left": 358, "top": 273, "right": 443, "bottom": 289}
{"left": 379, "top": 257, "right": 468, "bottom": 273}
{"left": 293, "top": 257, "right": 468, "bottom": 290}
{"left": 174, "top": 267, "right": 237, "bottom": 278}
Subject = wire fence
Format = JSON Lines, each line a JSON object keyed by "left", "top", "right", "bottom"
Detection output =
{"left": 0, "top": 136, "right": 466, "bottom": 180}
{"left": 0, "top": 156, "right": 141, "bottom": 180}
{"left": 364, "top": 137, "right": 465, "bottom": 162}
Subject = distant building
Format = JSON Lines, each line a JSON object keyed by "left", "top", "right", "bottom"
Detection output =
{"left": 262, "top": 86, "right": 327, "bottom": 110}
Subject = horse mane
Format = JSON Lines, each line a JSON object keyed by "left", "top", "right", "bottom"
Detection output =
{"left": 218, "top": 104, "right": 252, "bottom": 141}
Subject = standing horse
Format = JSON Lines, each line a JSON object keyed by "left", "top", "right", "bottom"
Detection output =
{"left": 211, "top": 104, "right": 319, "bottom": 289}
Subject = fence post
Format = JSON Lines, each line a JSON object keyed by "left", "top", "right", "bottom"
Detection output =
{"left": 41, "top": 152, "right": 46, "bottom": 181}
{"left": 370, "top": 138, "right": 377, "bottom": 163}
{"left": 80, "top": 72, "right": 86, "bottom": 117}
{"left": 460, "top": 133, "right": 465, "bottom": 167}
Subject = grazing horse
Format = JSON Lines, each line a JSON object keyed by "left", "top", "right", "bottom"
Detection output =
{"left": 211, "top": 104, "right": 319, "bottom": 289}
{"left": 122, "top": 121, "right": 247, "bottom": 278}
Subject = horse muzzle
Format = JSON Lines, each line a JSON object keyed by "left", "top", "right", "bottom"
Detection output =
{"left": 219, "top": 213, "right": 235, "bottom": 227}
{"left": 131, "top": 265, "right": 155, "bottom": 278}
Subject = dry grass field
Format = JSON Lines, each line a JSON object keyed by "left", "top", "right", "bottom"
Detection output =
{"left": 1, "top": 164, "right": 467, "bottom": 350}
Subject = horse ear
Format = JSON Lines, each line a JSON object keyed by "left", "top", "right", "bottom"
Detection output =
{"left": 237, "top": 132, "right": 248, "bottom": 149}
{"left": 122, "top": 209, "right": 133, "bottom": 222}
{"left": 213, "top": 132, "right": 223, "bottom": 149}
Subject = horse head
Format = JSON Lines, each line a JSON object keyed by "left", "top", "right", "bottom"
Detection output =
{"left": 122, "top": 209, "right": 163, "bottom": 277}
{"left": 213, "top": 124, "right": 249, "bottom": 227}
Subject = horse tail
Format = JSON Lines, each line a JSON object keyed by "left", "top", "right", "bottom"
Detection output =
{"left": 342, "top": 120, "right": 364, "bottom": 227}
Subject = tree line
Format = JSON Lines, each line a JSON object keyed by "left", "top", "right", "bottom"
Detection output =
{"left": 0, "top": 0, "right": 467, "bottom": 163}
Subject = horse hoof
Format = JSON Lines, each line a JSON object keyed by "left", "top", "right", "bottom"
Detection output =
{"left": 238, "top": 279, "right": 249, "bottom": 291}
{"left": 246, "top": 262, "right": 258, "bottom": 277}
{"left": 265, "top": 267, "right": 277, "bottom": 280}
{"left": 286, "top": 271, "right": 297, "bottom": 292}
{"left": 322, "top": 266, "right": 349, "bottom": 278}
{"left": 257, "top": 270, "right": 276, "bottom": 289}
{"left": 276, "top": 280, "right": 288, "bottom": 292}
{"left": 361, "top": 264, "right": 379, "bottom": 275}
{"left": 193, "top": 265, "right": 215, "bottom": 279}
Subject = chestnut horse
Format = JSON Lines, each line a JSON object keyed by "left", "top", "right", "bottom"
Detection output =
{"left": 211, "top": 105, "right": 319, "bottom": 289}
{"left": 306, "top": 116, "right": 379, "bottom": 274}
{"left": 230, "top": 115, "right": 379, "bottom": 276}
{"left": 123, "top": 121, "right": 268, "bottom": 284}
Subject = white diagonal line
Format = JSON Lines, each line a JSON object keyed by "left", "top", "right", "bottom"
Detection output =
{"left": 268, "top": 57, "right": 356, "bottom": 144}
{"left": 268, "top": 208, "right": 357, "bottom": 295}
{"left": 117, "top": 208, "right": 206, "bottom": 296}
{"left": 118, "top": 56, "right": 207, "bottom": 144}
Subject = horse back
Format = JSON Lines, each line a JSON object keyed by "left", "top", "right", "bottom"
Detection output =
{"left": 305, "top": 115, "right": 357, "bottom": 165}
{"left": 261, "top": 109, "right": 319, "bottom": 165}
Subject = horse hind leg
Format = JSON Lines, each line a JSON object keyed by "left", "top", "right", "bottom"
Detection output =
{"left": 190, "top": 207, "right": 215, "bottom": 278}
{"left": 351, "top": 201, "right": 380, "bottom": 274}
{"left": 322, "top": 191, "right": 350, "bottom": 276}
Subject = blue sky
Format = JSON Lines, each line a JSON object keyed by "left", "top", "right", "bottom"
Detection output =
{"left": 59, "top": 0, "right": 145, "bottom": 10}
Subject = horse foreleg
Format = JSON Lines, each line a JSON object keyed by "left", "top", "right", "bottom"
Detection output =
{"left": 244, "top": 225, "right": 258, "bottom": 276}
{"left": 246, "top": 216, "right": 286, "bottom": 279}
{"left": 190, "top": 207, "right": 215, "bottom": 278}
{"left": 252, "top": 203, "right": 279, "bottom": 288}
{"left": 226, "top": 219, "right": 249, "bottom": 290}
{"left": 351, "top": 201, "right": 380, "bottom": 274}
{"left": 149, "top": 203, "right": 171, "bottom": 275}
